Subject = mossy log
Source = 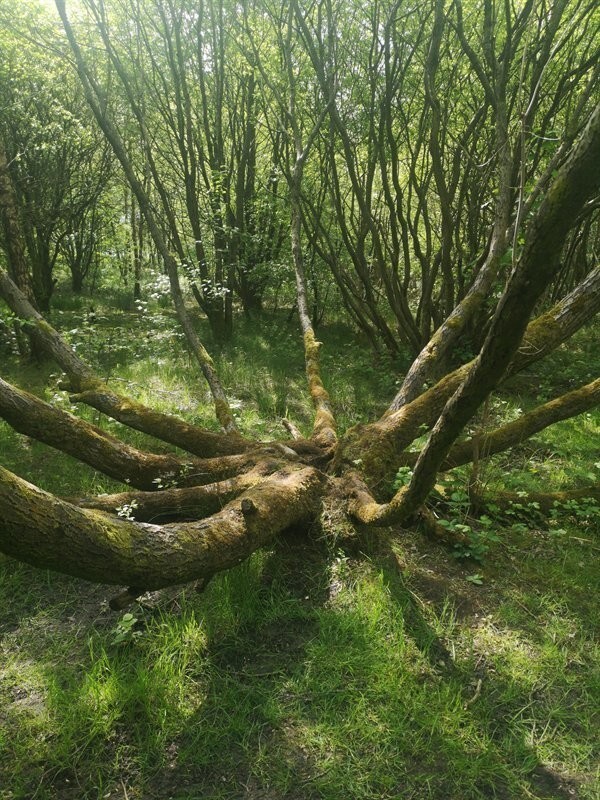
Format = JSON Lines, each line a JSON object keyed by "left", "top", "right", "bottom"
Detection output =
{"left": 472, "top": 485, "right": 600, "bottom": 515}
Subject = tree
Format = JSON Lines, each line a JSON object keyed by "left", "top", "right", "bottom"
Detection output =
{"left": 0, "top": 94, "right": 600, "bottom": 595}
{"left": 0, "top": 0, "right": 115, "bottom": 308}
{"left": 0, "top": 0, "right": 600, "bottom": 598}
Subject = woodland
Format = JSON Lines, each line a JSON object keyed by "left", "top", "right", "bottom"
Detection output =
{"left": 0, "top": 0, "right": 599, "bottom": 797}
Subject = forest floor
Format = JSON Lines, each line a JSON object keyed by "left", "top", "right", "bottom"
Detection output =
{"left": 0, "top": 291, "right": 599, "bottom": 800}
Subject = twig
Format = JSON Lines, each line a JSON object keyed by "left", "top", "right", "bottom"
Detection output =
{"left": 464, "top": 677, "right": 482, "bottom": 707}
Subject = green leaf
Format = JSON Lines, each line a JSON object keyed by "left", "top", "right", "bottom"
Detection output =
{"left": 466, "top": 574, "right": 484, "bottom": 585}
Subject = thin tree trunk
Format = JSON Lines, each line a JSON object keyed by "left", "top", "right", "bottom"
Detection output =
{"left": 55, "top": 0, "right": 237, "bottom": 433}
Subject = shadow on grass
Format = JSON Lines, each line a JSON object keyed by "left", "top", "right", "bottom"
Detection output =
{"left": 365, "top": 535, "right": 583, "bottom": 800}
{"left": 0, "top": 523, "right": 594, "bottom": 800}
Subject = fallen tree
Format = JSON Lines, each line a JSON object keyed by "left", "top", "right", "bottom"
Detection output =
{"left": 0, "top": 101, "right": 599, "bottom": 602}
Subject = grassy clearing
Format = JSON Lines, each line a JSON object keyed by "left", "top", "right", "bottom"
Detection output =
{"left": 0, "top": 302, "right": 599, "bottom": 799}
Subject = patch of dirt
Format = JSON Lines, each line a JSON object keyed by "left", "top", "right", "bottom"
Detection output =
{"left": 528, "top": 764, "right": 581, "bottom": 799}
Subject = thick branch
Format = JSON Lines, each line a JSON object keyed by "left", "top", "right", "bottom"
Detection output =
{"left": 399, "top": 378, "right": 600, "bottom": 470}
{"left": 351, "top": 103, "right": 600, "bottom": 519}
{"left": 0, "top": 377, "right": 257, "bottom": 490}
{"left": 443, "top": 379, "right": 600, "bottom": 469}
{"left": 0, "top": 465, "right": 325, "bottom": 589}
{"left": 0, "top": 268, "right": 249, "bottom": 457}
{"left": 398, "top": 102, "right": 600, "bottom": 517}
{"left": 72, "top": 461, "right": 282, "bottom": 521}
{"left": 343, "top": 265, "right": 600, "bottom": 488}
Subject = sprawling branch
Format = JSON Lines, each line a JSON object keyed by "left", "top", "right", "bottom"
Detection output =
{"left": 0, "top": 377, "right": 259, "bottom": 490}
{"left": 71, "top": 461, "right": 283, "bottom": 521}
{"left": 0, "top": 464, "right": 325, "bottom": 589}
{"left": 0, "top": 268, "right": 250, "bottom": 457}
{"left": 350, "top": 103, "right": 600, "bottom": 523}
{"left": 342, "top": 264, "right": 600, "bottom": 489}
{"left": 398, "top": 378, "right": 600, "bottom": 470}
{"left": 389, "top": 0, "right": 514, "bottom": 410}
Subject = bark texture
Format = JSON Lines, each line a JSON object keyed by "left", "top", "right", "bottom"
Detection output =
{"left": 0, "top": 465, "right": 324, "bottom": 589}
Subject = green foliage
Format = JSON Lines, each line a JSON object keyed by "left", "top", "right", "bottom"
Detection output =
{"left": 465, "top": 573, "right": 484, "bottom": 585}
{"left": 392, "top": 465, "right": 413, "bottom": 491}
{"left": 445, "top": 518, "right": 501, "bottom": 564}
{"left": 109, "top": 613, "right": 142, "bottom": 647}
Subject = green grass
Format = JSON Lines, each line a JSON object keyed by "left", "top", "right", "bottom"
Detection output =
{"left": 0, "top": 301, "right": 599, "bottom": 799}
{"left": 2, "top": 529, "right": 599, "bottom": 799}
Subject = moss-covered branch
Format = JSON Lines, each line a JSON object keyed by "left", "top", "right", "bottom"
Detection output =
{"left": 348, "top": 103, "right": 600, "bottom": 519}
{"left": 473, "top": 485, "right": 600, "bottom": 515}
{"left": 343, "top": 264, "right": 600, "bottom": 489}
{"left": 0, "top": 464, "right": 325, "bottom": 589}
{"left": 391, "top": 103, "right": 600, "bottom": 520}
{"left": 0, "top": 377, "right": 258, "bottom": 490}
{"left": 0, "top": 268, "right": 250, "bottom": 457}
{"left": 72, "top": 462, "right": 282, "bottom": 521}
{"left": 396, "top": 378, "right": 600, "bottom": 470}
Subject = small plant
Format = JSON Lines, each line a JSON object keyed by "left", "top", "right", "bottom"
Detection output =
{"left": 443, "top": 516, "right": 501, "bottom": 563}
{"left": 502, "top": 493, "right": 544, "bottom": 525}
{"left": 550, "top": 497, "right": 599, "bottom": 522}
{"left": 116, "top": 499, "right": 139, "bottom": 520}
{"left": 466, "top": 573, "right": 484, "bottom": 585}
{"left": 110, "top": 612, "right": 142, "bottom": 646}
{"left": 392, "top": 466, "right": 413, "bottom": 492}
{"left": 152, "top": 464, "right": 192, "bottom": 490}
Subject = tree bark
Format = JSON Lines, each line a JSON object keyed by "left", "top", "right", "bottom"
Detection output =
{"left": 0, "top": 464, "right": 324, "bottom": 589}
{"left": 0, "top": 139, "right": 43, "bottom": 358}
{"left": 0, "top": 377, "right": 256, "bottom": 490}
